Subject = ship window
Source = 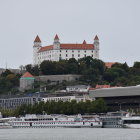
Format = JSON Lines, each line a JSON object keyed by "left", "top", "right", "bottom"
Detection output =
{"left": 124, "top": 120, "right": 140, "bottom": 124}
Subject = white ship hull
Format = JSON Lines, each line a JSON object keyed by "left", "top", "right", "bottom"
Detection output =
{"left": 0, "top": 123, "right": 13, "bottom": 129}
{"left": 0, "top": 125, "right": 13, "bottom": 129}
{"left": 10, "top": 121, "right": 102, "bottom": 128}
{"left": 123, "top": 124, "right": 140, "bottom": 129}
{"left": 9, "top": 114, "right": 102, "bottom": 128}
{"left": 121, "top": 116, "right": 140, "bottom": 129}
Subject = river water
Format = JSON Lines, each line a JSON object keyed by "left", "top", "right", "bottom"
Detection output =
{"left": 0, "top": 128, "right": 140, "bottom": 140}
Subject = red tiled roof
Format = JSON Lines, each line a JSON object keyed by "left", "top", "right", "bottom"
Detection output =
{"left": 38, "top": 43, "right": 94, "bottom": 52}
{"left": 34, "top": 35, "right": 41, "bottom": 42}
{"left": 94, "top": 35, "right": 99, "bottom": 40}
{"left": 54, "top": 34, "right": 59, "bottom": 40}
{"left": 38, "top": 45, "right": 53, "bottom": 52}
{"left": 83, "top": 40, "right": 87, "bottom": 44}
{"left": 60, "top": 44, "right": 94, "bottom": 50}
{"left": 105, "top": 62, "right": 116, "bottom": 68}
{"left": 96, "top": 85, "right": 111, "bottom": 89}
{"left": 95, "top": 84, "right": 118, "bottom": 89}
{"left": 22, "top": 72, "right": 34, "bottom": 78}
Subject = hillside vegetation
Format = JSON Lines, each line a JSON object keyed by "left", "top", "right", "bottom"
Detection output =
{"left": 26, "top": 56, "right": 140, "bottom": 87}
{"left": 1, "top": 56, "right": 140, "bottom": 94}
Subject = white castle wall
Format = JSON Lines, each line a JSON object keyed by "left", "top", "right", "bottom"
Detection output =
{"left": 33, "top": 36, "right": 99, "bottom": 65}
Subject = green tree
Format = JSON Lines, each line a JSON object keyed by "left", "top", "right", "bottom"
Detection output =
{"left": 133, "top": 62, "right": 140, "bottom": 69}
{"left": 25, "top": 64, "right": 39, "bottom": 76}
{"left": 40, "top": 61, "right": 56, "bottom": 75}
{"left": 93, "top": 98, "right": 107, "bottom": 113}
{"left": 1, "top": 69, "right": 13, "bottom": 77}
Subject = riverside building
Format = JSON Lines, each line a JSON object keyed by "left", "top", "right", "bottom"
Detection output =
{"left": 33, "top": 34, "right": 99, "bottom": 65}
{"left": 42, "top": 95, "right": 93, "bottom": 103}
{"left": 89, "top": 85, "right": 140, "bottom": 111}
{"left": 0, "top": 96, "right": 41, "bottom": 109}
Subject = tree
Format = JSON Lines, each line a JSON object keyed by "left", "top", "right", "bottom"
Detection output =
{"left": 67, "top": 63, "right": 78, "bottom": 74}
{"left": 25, "top": 64, "right": 32, "bottom": 73}
{"left": 32, "top": 65, "right": 40, "bottom": 76}
{"left": 40, "top": 61, "right": 56, "bottom": 75}
{"left": 55, "top": 61, "right": 69, "bottom": 74}
{"left": 92, "top": 98, "right": 107, "bottom": 113}
{"left": 25, "top": 64, "right": 39, "bottom": 76}
{"left": 104, "top": 67, "right": 126, "bottom": 83}
{"left": 1, "top": 69, "right": 13, "bottom": 77}
{"left": 133, "top": 62, "right": 140, "bottom": 69}
{"left": 6, "top": 74, "right": 19, "bottom": 86}
{"left": 79, "top": 56, "right": 93, "bottom": 69}
{"left": 91, "top": 59, "right": 105, "bottom": 75}
{"left": 68, "top": 58, "right": 78, "bottom": 64}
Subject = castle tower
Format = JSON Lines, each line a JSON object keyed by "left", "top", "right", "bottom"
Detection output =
{"left": 53, "top": 34, "right": 60, "bottom": 61}
{"left": 94, "top": 35, "right": 99, "bottom": 58}
{"left": 20, "top": 72, "right": 35, "bottom": 92}
{"left": 83, "top": 40, "right": 87, "bottom": 44}
{"left": 53, "top": 34, "right": 60, "bottom": 50}
{"left": 33, "top": 35, "right": 42, "bottom": 65}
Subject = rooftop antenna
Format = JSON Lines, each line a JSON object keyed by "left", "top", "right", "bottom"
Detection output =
{"left": 5, "top": 61, "right": 7, "bottom": 69}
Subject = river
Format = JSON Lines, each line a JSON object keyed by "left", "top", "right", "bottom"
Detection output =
{"left": 0, "top": 128, "right": 140, "bottom": 140}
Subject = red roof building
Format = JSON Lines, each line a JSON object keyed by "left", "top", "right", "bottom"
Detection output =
{"left": 96, "top": 85, "right": 111, "bottom": 89}
{"left": 34, "top": 35, "right": 41, "bottom": 42}
{"left": 22, "top": 72, "right": 34, "bottom": 78}
{"left": 21, "top": 72, "right": 34, "bottom": 80}
{"left": 20, "top": 72, "right": 34, "bottom": 91}
{"left": 33, "top": 34, "right": 100, "bottom": 65}
{"left": 94, "top": 35, "right": 99, "bottom": 40}
{"left": 54, "top": 34, "right": 59, "bottom": 40}
{"left": 89, "top": 84, "right": 118, "bottom": 91}
{"left": 105, "top": 62, "right": 116, "bottom": 68}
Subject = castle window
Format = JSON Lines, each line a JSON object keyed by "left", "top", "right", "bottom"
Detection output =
{"left": 72, "top": 54, "right": 74, "bottom": 58}
{"left": 72, "top": 50, "right": 74, "bottom": 53}
{"left": 66, "top": 54, "right": 68, "bottom": 57}
{"left": 60, "top": 54, "right": 61, "bottom": 57}
{"left": 66, "top": 50, "right": 67, "bottom": 52}
{"left": 84, "top": 54, "right": 86, "bottom": 57}
{"left": 78, "top": 50, "right": 80, "bottom": 53}
{"left": 92, "top": 50, "right": 93, "bottom": 53}
{"left": 78, "top": 54, "right": 80, "bottom": 57}
{"left": 92, "top": 54, "right": 93, "bottom": 57}
{"left": 60, "top": 50, "right": 61, "bottom": 52}
{"left": 84, "top": 50, "right": 86, "bottom": 53}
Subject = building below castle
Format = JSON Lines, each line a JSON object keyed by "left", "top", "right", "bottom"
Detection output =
{"left": 33, "top": 34, "right": 99, "bottom": 65}
{"left": 20, "top": 72, "right": 35, "bottom": 92}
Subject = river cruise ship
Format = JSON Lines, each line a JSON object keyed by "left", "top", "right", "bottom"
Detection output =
{"left": 0, "top": 112, "right": 13, "bottom": 129}
{"left": 0, "top": 121, "right": 12, "bottom": 129}
{"left": 9, "top": 114, "right": 102, "bottom": 128}
{"left": 100, "top": 112, "right": 127, "bottom": 128}
{"left": 121, "top": 114, "right": 140, "bottom": 129}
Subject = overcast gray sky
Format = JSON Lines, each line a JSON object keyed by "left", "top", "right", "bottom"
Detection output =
{"left": 0, "top": 0, "right": 140, "bottom": 68}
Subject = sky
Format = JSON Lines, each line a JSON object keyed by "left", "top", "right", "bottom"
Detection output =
{"left": 0, "top": 0, "right": 140, "bottom": 69}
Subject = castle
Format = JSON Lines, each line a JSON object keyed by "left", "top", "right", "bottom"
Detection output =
{"left": 33, "top": 35, "right": 99, "bottom": 65}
